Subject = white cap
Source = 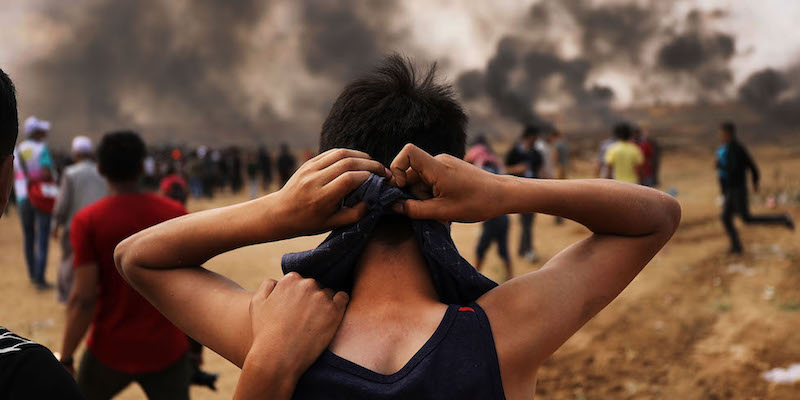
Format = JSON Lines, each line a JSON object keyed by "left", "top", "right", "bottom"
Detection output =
{"left": 23, "top": 116, "right": 51, "bottom": 137}
{"left": 71, "top": 136, "right": 93, "bottom": 154}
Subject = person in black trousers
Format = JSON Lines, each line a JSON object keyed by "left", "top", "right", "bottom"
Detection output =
{"left": 505, "top": 125, "right": 543, "bottom": 262}
{"left": 716, "top": 121, "right": 794, "bottom": 254}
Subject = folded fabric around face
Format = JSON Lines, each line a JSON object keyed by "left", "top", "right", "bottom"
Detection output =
{"left": 281, "top": 174, "right": 498, "bottom": 305}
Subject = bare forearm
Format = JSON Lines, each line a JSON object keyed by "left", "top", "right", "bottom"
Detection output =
{"left": 61, "top": 301, "right": 94, "bottom": 359}
{"left": 500, "top": 177, "right": 680, "bottom": 236}
{"left": 117, "top": 193, "right": 291, "bottom": 270}
{"left": 234, "top": 340, "right": 300, "bottom": 400}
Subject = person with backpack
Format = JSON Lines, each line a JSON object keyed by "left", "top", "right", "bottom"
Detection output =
{"left": 13, "top": 116, "right": 57, "bottom": 289}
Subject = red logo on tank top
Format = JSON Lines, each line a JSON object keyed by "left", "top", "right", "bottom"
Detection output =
{"left": 458, "top": 307, "right": 475, "bottom": 312}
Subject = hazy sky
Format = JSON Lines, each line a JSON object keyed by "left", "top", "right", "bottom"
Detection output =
{"left": 1, "top": 0, "right": 798, "bottom": 144}
{"left": 3, "top": 0, "right": 799, "bottom": 100}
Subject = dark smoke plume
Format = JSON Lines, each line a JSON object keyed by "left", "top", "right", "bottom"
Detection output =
{"left": 655, "top": 10, "right": 736, "bottom": 94}
{"left": 459, "top": 37, "right": 616, "bottom": 127}
{"left": 739, "top": 66, "right": 800, "bottom": 126}
{"left": 29, "top": 0, "right": 276, "bottom": 143}
{"left": 300, "top": 0, "right": 396, "bottom": 82}
{"left": 459, "top": 0, "right": 644, "bottom": 128}
{"left": 561, "top": 0, "right": 663, "bottom": 66}
{"left": 458, "top": 3, "right": 741, "bottom": 128}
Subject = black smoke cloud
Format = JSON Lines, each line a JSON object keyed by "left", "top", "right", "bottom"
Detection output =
{"left": 457, "top": 37, "right": 616, "bottom": 127}
{"left": 655, "top": 10, "right": 736, "bottom": 94}
{"left": 300, "top": 0, "right": 395, "bottom": 82}
{"left": 459, "top": 0, "right": 646, "bottom": 127}
{"left": 739, "top": 66, "right": 800, "bottom": 126}
{"left": 561, "top": 0, "right": 663, "bottom": 66}
{"left": 458, "top": 3, "right": 741, "bottom": 128}
{"left": 29, "top": 0, "right": 277, "bottom": 143}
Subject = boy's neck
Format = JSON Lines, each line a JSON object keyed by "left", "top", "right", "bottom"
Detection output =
{"left": 349, "top": 236, "right": 439, "bottom": 310}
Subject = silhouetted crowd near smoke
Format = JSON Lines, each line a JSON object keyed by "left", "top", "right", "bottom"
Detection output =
{"left": 136, "top": 143, "right": 307, "bottom": 202}
{"left": 6, "top": 142, "right": 315, "bottom": 212}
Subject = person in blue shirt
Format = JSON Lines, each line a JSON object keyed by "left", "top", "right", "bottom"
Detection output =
{"left": 716, "top": 121, "right": 794, "bottom": 254}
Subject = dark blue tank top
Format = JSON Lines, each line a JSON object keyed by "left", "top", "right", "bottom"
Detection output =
{"left": 291, "top": 303, "right": 506, "bottom": 399}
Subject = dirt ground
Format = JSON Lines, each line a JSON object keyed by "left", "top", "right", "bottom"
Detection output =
{"left": 1, "top": 145, "right": 798, "bottom": 399}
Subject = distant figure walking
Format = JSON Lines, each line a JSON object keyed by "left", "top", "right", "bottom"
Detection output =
{"left": 635, "top": 126, "right": 657, "bottom": 187}
{"left": 551, "top": 127, "right": 569, "bottom": 224}
{"left": 245, "top": 152, "right": 259, "bottom": 199}
{"left": 505, "top": 125, "right": 543, "bottom": 262}
{"left": 604, "top": 122, "right": 644, "bottom": 184}
{"left": 465, "top": 136, "right": 512, "bottom": 279}
{"left": 52, "top": 136, "right": 108, "bottom": 302}
{"left": 13, "top": 116, "right": 57, "bottom": 289}
{"left": 257, "top": 145, "right": 272, "bottom": 191}
{"left": 277, "top": 143, "right": 297, "bottom": 187}
{"left": 716, "top": 122, "right": 794, "bottom": 254}
{"left": 596, "top": 131, "right": 616, "bottom": 179}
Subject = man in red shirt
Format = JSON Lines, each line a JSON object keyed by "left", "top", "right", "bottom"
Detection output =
{"left": 59, "top": 131, "right": 192, "bottom": 399}
{"left": 635, "top": 126, "right": 656, "bottom": 187}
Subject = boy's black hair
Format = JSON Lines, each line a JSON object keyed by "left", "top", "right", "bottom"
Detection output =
{"left": 319, "top": 54, "right": 467, "bottom": 166}
{"left": 613, "top": 122, "right": 633, "bottom": 141}
{"left": 720, "top": 121, "right": 736, "bottom": 137}
{"left": 0, "top": 68, "right": 18, "bottom": 158}
{"left": 97, "top": 131, "right": 146, "bottom": 183}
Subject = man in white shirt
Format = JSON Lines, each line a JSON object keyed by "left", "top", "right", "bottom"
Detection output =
{"left": 52, "top": 136, "right": 108, "bottom": 302}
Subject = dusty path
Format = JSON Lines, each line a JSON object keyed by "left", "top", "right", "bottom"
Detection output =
{"left": 0, "top": 147, "right": 798, "bottom": 399}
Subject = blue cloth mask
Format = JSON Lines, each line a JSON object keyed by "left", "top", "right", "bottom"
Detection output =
{"left": 282, "top": 174, "right": 498, "bottom": 305}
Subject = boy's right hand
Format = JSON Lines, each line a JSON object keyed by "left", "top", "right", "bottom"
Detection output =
{"left": 389, "top": 144, "right": 508, "bottom": 223}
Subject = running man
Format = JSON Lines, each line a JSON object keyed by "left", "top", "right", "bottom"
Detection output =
{"left": 716, "top": 121, "right": 794, "bottom": 254}
{"left": 115, "top": 55, "right": 680, "bottom": 400}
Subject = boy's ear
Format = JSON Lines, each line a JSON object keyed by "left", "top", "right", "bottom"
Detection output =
{"left": 0, "top": 155, "right": 14, "bottom": 212}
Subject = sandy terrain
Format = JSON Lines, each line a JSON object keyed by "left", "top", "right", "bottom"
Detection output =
{"left": 1, "top": 145, "right": 798, "bottom": 399}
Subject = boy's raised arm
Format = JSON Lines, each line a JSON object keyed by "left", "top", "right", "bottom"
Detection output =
{"left": 114, "top": 148, "right": 388, "bottom": 369}
{"left": 390, "top": 144, "right": 680, "bottom": 396}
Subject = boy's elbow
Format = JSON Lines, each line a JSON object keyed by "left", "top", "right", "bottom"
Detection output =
{"left": 657, "top": 194, "right": 681, "bottom": 234}
{"left": 113, "top": 238, "right": 136, "bottom": 281}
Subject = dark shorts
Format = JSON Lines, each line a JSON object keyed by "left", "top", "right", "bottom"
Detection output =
{"left": 477, "top": 215, "right": 510, "bottom": 262}
{"left": 77, "top": 350, "right": 191, "bottom": 400}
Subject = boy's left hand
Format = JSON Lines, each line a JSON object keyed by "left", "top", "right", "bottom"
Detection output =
{"left": 273, "top": 148, "right": 390, "bottom": 236}
{"left": 246, "top": 273, "right": 349, "bottom": 377}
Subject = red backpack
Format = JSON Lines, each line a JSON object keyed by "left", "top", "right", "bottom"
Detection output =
{"left": 18, "top": 152, "right": 58, "bottom": 214}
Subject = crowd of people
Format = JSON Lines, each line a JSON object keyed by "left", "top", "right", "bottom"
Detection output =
{"left": 137, "top": 142, "right": 304, "bottom": 202}
{"left": 463, "top": 120, "right": 663, "bottom": 277}
{"left": 0, "top": 54, "right": 793, "bottom": 400}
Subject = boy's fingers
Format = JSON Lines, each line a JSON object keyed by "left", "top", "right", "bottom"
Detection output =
{"left": 313, "top": 149, "right": 371, "bottom": 170}
{"left": 257, "top": 278, "right": 278, "bottom": 298}
{"left": 320, "top": 158, "right": 387, "bottom": 184}
{"left": 390, "top": 144, "right": 438, "bottom": 187}
{"left": 325, "top": 171, "right": 372, "bottom": 200}
{"left": 327, "top": 202, "right": 369, "bottom": 227}
{"left": 394, "top": 198, "right": 446, "bottom": 220}
{"left": 332, "top": 291, "right": 349, "bottom": 313}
